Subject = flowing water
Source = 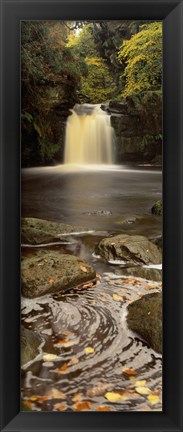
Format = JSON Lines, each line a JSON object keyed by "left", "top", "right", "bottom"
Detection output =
{"left": 64, "top": 105, "right": 114, "bottom": 165}
{"left": 21, "top": 165, "right": 162, "bottom": 411}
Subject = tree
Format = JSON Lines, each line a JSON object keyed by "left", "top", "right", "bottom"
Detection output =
{"left": 118, "top": 22, "right": 162, "bottom": 97}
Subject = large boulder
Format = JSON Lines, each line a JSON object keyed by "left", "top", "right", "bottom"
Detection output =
{"left": 97, "top": 234, "right": 162, "bottom": 265}
{"left": 21, "top": 217, "right": 89, "bottom": 245}
{"left": 127, "top": 292, "right": 162, "bottom": 353}
{"left": 21, "top": 251, "right": 96, "bottom": 298}
{"left": 21, "top": 327, "right": 43, "bottom": 366}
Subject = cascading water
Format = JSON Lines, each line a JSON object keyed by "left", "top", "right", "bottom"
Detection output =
{"left": 64, "top": 105, "right": 114, "bottom": 165}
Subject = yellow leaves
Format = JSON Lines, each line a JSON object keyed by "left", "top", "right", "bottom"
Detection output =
{"left": 135, "top": 386, "right": 151, "bottom": 395}
{"left": 43, "top": 354, "right": 60, "bottom": 362}
{"left": 85, "top": 347, "right": 94, "bottom": 355}
{"left": 135, "top": 380, "right": 146, "bottom": 386}
{"left": 147, "top": 393, "right": 160, "bottom": 405}
{"left": 80, "top": 265, "right": 88, "bottom": 273}
{"left": 123, "top": 368, "right": 138, "bottom": 376}
{"left": 112, "top": 293, "right": 124, "bottom": 301}
{"left": 74, "top": 401, "right": 92, "bottom": 411}
{"left": 104, "top": 391, "right": 129, "bottom": 402}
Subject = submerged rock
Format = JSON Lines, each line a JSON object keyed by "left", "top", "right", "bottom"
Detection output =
{"left": 21, "top": 251, "right": 96, "bottom": 298}
{"left": 21, "top": 327, "right": 43, "bottom": 366}
{"left": 21, "top": 217, "right": 90, "bottom": 245}
{"left": 117, "top": 266, "right": 162, "bottom": 282}
{"left": 127, "top": 292, "right": 162, "bottom": 353}
{"left": 97, "top": 234, "right": 162, "bottom": 265}
{"left": 151, "top": 199, "right": 162, "bottom": 216}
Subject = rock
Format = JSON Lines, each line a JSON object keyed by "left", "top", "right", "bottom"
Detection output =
{"left": 21, "top": 217, "right": 90, "bottom": 245}
{"left": 83, "top": 210, "right": 112, "bottom": 217}
{"left": 21, "top": 251, "right": 96, "bottom": 298}
{"left": 21, "top": 327, "right": 43, "bottom": 366}
{"left": 117, "top": 266, "right": 162, "bottom": 281}
{"left": 108, "top": 101, "right": 127, "bottom": 115}
{"left": 127, "top": 293, "right": 162, "bottom": 353}
{"left": 97, "top": 234, "right": 162, "bottom": 265}
{"left": 151, "top": 199, "right": 162, "bottom": 216}
{"left": 110, "top": 91, "right": 162, "bottom": 163}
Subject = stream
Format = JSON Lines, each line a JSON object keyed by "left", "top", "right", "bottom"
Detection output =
{"left": 21, "top": 165, "right": 162, "bottom": 411}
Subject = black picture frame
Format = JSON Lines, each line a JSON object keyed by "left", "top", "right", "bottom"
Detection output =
{"left": 0, "top": 0, "right": 183, "bottom": 431}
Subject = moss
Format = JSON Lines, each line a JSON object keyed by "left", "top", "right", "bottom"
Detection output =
{"left": 151, "top": 199, "right": 162, "bottom": 216}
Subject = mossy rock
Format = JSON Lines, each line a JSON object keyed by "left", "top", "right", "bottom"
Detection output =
{"left": 21, "top": 327, "right": 42, "bottom": 366}
{"left": 97, "top": 234, "right": 161, "bottom": 265}
{"left": 21, "top": 251, "right": 96, "bottom": 298}
{"left": 21, "top": 217, "right": 89, "bottom": 245}
{"left": 151, "top": 199, "right": 162, "bottom": 216}
{"left": 127, "top": 292, "right": 162, "bottom": 353}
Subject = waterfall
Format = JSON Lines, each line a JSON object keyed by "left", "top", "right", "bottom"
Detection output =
{"left": 64, "top": 105, "right": 114, "bottom": 165}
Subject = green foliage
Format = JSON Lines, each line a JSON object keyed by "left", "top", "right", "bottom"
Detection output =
{"left": 118, "top": 22, "right": 162, "bottom": 96}
{"left": 81, "top": 57, "right": 116, "bottom": 103}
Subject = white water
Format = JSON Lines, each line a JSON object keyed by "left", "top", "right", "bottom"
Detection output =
{"left": 64, "top": 105, "right": 114, "bottom": 165}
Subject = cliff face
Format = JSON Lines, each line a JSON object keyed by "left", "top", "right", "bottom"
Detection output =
{"left": 108, "top": 91, "right": 162, "bottom": 164}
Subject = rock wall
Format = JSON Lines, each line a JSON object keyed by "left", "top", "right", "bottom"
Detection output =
{"left": 106, "top": 91, "right": 162, "bottom": 164}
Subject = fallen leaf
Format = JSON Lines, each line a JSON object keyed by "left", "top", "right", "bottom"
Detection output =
{"left": 43, "top": 354, "right": 60, "bottom": 362}
{"left": 135, "top": 380, "right": 146, "bottom": 386}
{"left": 104, "top": 391, "right": 129, "bottom": 402}
{"left": 96, "top": 406, "right": 112, "bottom": 411}
{"left": 147, "top": 393, "right": 160, "bottom": 405}
{"left": 85, "top": 347, "right": 94, "bottom": 354}
{"left": 69, "top": 357, "right": 79, "bottom": 366}
{"left": 29, "top": 395, "right": 38, "bottom": 402}
{"left": 135, "top": 386, "right": 151, "bottom": 395}
{"left": 74, "top": 401, "right": 92, "bottom": 411}
{"left": 36, "top": 396, "right": 49, "bottom": 403}
{"left": 48, "top": 279, "right": 55, "bottom": 284}
{"left": 72, "top": 393, "right": 82, "bottom": 403}
{"left": 56, "top": 363, "right": 68, "bottom": 373}
{"left": 55, "top": 338, "right": 70, "bottom": 345}
{"left": 123, "top": 368, "right": 138, "bottom": 376}
{"left": 54, "top": 403, "right": 67, "bottom": 411}
{"left": 86, "top": 383, "right": 112, "bottom": 397}
{"left": 112, "top": 294, "right": 124, "bottom": 301}
{"left": 80, "top": 266, "right": 88, "bottom": 273}
{"left": 44, "top": 259, "right": 48, "bottom": 263}
{"left": 46, "top": 388, "right": 66, "bottom": 400}
{"left": 23, "top": 401, "right": 32, "bottom": 409}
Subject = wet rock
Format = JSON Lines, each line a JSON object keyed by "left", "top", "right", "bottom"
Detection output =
{"left": 83, "top": 210, "right": 112, "bottom": 217}
{"left": 151, "top": 199, "right": 162, "bottom": 216}
{"left": 21, "top": 217, "right": 90, "bottom": 245}
{"left": 21, "top": 327, "right": 42, "bottom": 366}
{"left": 21, "top": 251, "right": 96, "bottom": 298}
{"left": 127, "top": 292, "right": 162, "bottom": 353}
{"left": 118, "top": 266, "right": 162, "bottom": 281}
{"left": 97, "top": 234, "right": 162, "bottom": 265}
